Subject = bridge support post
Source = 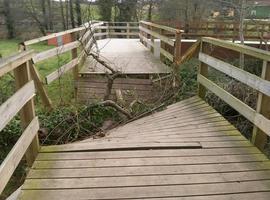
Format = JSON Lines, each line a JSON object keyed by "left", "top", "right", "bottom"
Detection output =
{"left": 160, "top": 29, "right": 165, "bottom": 63}
{"left": 198, "top": 40, "right": 209, "bottom": 99}
{"left": 14, "top": 61, "right": 39, "bottom": 166}
{"left": 252, "top": 61, "right": 270, "bottom": 151}
{"left": 150, "top": 26, "right": 155, "bottom": 54}
{"left": 71, "top": 32, "right": 79, "bottom": 100}
{"left": 174, "top": 30, "right": 182, "bottom": 63}
{"left": 127, "top": 22, "right": 130, "bottom": 39}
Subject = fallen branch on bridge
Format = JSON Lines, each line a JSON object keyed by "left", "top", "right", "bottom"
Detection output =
{"left": 99, "top": 100, "right": 132, "bottom": 119}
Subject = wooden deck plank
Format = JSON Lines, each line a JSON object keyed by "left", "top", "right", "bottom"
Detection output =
{"left": 23, "top": 171, "right": 270, "bottom": 190}
{"left": 36, "top": 147, "right": 262, "bottom": 161}
{"left": 18, "top": 96, "right": 270, "bottom": 200}
{"left": 18, "top": 180, "right": 270, "bottom": 200}
{"left": 32, "top": 154, "right": 268, "bottom": 169}
{"left": 105, "top": 126, "right": 237, "bottom": 138}
{"left": 28, "top": 161, "right": 270, "bottom": 179}
{"left": 80, "top": 39, "right": 171, "bottom": 75}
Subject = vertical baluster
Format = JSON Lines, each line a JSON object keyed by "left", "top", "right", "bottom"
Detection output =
{"left": 14, "top": 61, "right": 39, "bottom": 166}
{"left": 252, "top": 60, "right": 270, "bottom": 151}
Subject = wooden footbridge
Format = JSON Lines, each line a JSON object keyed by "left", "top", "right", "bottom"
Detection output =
{"left": 1, "top": 21, "right": 270, "bottom": 199}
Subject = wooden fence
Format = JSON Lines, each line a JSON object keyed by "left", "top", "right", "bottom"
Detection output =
{"left": 139, "top": 21, "right": 183, "bottom": 64}
{"left": 0, "top": 51, "right": 40, "bottom": 194}
{"left": 156, "top": 20, "right": 270, "bottom": 43}
{"left": 20, "top": 21, "right": 140, "bottom": 108}
{"left": 198, "top": 37, "right": 270, "bottom": 151}
{"left": 95, "top": 22, "right": 139, "bottom": 39}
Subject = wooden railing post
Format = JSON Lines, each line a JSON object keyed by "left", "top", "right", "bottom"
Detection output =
{"left": 150, "top": 26, "right": 155, "bottom": 54}
{"left": 14, "top": 61, "right": 39, "bottom": 166}
{"left": 107, "top": 22, "right": 110, "bottom": 38}
{"left": 127, "top": 22, "right": 130, "bottom": 39}
{"left": 20, "top": 44, "right": 53, "bottom": 110}
{"left": 174, "top": 30, "right": 182, "bottom": 64}
{"left": 71, "top": 32, "right": 79, "bottom": 98}
{"left": 139, "top": 22, "right": 144, "bottom": 44}
{"left": 252, "top": 60, "right": 270, "bottom": 151}
{"left": 160, "top": 29, "right": 165, "bottom": 63}
{"left": 198, "top": 41, "right": 208, "bottom": 99}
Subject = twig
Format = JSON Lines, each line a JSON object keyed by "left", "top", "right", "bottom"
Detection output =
{"left": 99, "top": 100, "right": 132, "bottom": 119}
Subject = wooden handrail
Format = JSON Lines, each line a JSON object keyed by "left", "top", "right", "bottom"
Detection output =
{"left": 0, "top": 50, "right": 34, "bottom": 76}
{"left": 0, "top": 53, "right": 39, "bottom": 195}
{"left": 198, "top": 37, "right": 270, "bottom": 151}
{"left": 23, "top": 21, "right": 104, "bottom": 46}
{"left": 202, "top": 37, "right": 270, "bottom": 61}
{"left": 155, "top": 20, "right": 270, "bottom": 42}
{"left": 140, "top": 21, "right": 183, "bottom": 34}
{"left": 139, "top": 21, "right": 183, "bottom": 65}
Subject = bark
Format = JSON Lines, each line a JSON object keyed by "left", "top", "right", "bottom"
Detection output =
{"left": 147, "top": 0, "right": 153, "bottom": 21}
{"left": 3, "top": 0, "right": 15, "bottom": 38}
{"left": 65, "top": 1, "right": 69, "bottom": 29}
{"left": 69, "top": 0, "right": 76, "bottom": 28}
{"left": 100, "top": 100, "right": 132, "bottom": 119}
{"left": 47, "top": 0, "right": 53, "bottom": 30}
{"left": 75, "top": 0, "right": 82, "bottom": 26}
{"left": 27, "top": 0, "right": 47, "bottom": 35}
{"left": 239, "top": 0, "right": 246, "bottom": 69}
{"left": 41, "top": 0, "right": 48, "bottom": 30}
{"left": 59, "top": 0, "right": 67, "bottom": 30}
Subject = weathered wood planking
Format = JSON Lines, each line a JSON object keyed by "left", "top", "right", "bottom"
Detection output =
{"left": 0, "top": 50, "right": 34, "bottom": 77}
{"left": 80, "top": 39, "right": 171, "bottom": 75}
{"left": 0, "top": 81, "right": 35, "bottom": 132}
{"left": 18, "top": 96, "right": 270, "bottom": 200}
{"left": 139, "top": 26, "right": 175, "bottom": 46}
{"left": 140, "top": 21, "right": 180, "bottom": 33}
{"left": 32, "top": 154, "right": 267, "bottom": 169}
{"left": 23, "top": 171, "right": 270, "bottom": 189}
{"left": 198, "top": 75, "right": 270, "bottom": 137}
{"left": 35, "top": 147, "right": 262, "bottom": 161}
{"left": 18, "top": 180, "right": 270, "bottom": 200}
{"left": 0, "top": 117, "right": 39, "bottom": 194}
{"left": 202, "top": 37, "right": 270, "bottom": 61}
{"left": 32, "top": 41, "right": 80, "bottom": 63}
{"left": 27, "top": 161, "right": 270, "bottom": 179}
{"left": 46, "top": 58, "right": 79, "bottom": 84}
{"left": 77, "top": 75, "right": 159, "bottom": 103}
{"left": 23, "top": 21, "right": 104, "bottom": 46}
{"left": 199, "top": 53, "right": 270, "bottom": 96}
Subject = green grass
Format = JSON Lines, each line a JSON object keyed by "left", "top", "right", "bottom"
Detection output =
{"left": 0, "top": 40, "right": 20, "bottom": 57}
{"left": 0, "top": 40, "right": 75, "bottom": 107}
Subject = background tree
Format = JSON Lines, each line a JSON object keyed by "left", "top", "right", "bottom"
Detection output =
{"left": 41, "top": 0, "right": 48, "bottom": 30}
{"left": 75, "top": 0, "right": 82, "bottom": 26}
{"left": 97, "top": 0, "right": 114, "bottom": 21}
{"left": 59, "top": 0, "right": 67, "bottom": 30}
{"left": 116, "top": 0, "right": 138, "bottom": 22}
{"left": 69, "top": 0, "right": 76, "bottom": 28}
{"left": 3, "top": 0, "right": 15, "bottom": 38}
{"left": 47, "top": 0, "right": 53, "bottom": 30}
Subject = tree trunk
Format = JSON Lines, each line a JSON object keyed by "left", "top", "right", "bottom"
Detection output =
{"left": 69, "top": 0, "right": 76, "bottom": 28}
{"left": 41, "top": 0, "right": 48, "bottom": 30}
{"left": 239, "top": 0, "right": 246, "bottom": 69}
{"left": 3, "top": 0, "right": 15, "bottom": 39}
{"left": 47, "top": 0, "right": 53, "bottom": 31}
{"left": 147, "top": 0, "right": 153, "bottom": 21}
{"left": 75, "top": 0, "right": 82, "bottom": 26}
{"left": 59, "top": 0, "right": 67, "bottom": 30}
{"left": 65, "top": 1, "right": 69, "bottom": 29}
